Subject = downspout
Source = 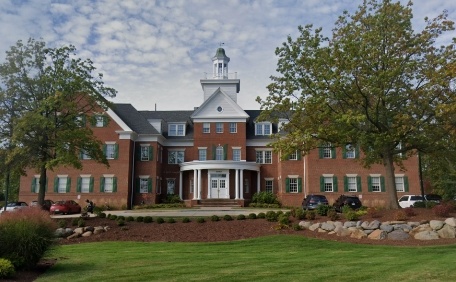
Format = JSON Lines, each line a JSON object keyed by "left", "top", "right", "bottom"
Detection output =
{"left": 130, "top": 140, "right": 136, "bottom": 210}
{"left": 303, "top": 152, "right": 307, "bottom": 198}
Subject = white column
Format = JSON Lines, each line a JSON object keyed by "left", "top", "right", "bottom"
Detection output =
{"left": 197, "top": 169, "right": 202, "bottom": 200}
{"left": 257, "top": 171, "right": 261, "bottom": 193}
{"left": 240, "top": 169, "right": 244, "bottom": 200}
{"left": 235, "top": 169, "right": 239, "bottom": 199}
{"left": 193, "top": 170, "right": 197, "bottom": 200}
{"left": 179, "top": 171, "right": 183, "bottom": 200}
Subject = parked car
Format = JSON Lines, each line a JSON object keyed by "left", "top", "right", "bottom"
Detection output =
{"left": 302, "top": 194, "right": 329, "bottom": 210}
{"left": 30, "top": 199, "right": 55, "bottom": 211}
{"left": 424, "top": 194, "right": 442, "bottom": 204}
{"left": 0, "top": 201, "right": 29, "bottom": 214}
{"left": 333, "top": 195, "right": 362, "bottom": 212}
{"left": 398, "top": 195, "right": 424, "bottom": 208}
{"left": 49, "top": 200, "right": 82, "bottom": 215}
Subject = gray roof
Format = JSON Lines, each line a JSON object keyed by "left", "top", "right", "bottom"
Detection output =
{"left": 111, "top": 104, "right": 159, "bottom": 134}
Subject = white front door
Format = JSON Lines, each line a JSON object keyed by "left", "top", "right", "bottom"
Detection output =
{"left": 209, "top": 171, "right": 229, "bottom": 199}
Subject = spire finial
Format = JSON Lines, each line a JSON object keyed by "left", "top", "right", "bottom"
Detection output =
{"left": 219, "top": 42, "right": 225, "bottom": 47}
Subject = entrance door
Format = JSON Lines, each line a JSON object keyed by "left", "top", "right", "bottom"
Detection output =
{"left": 210, "top": 172, "right": 228, "bottom": 199}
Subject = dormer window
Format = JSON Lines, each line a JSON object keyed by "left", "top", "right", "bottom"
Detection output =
{"left": 169, "top": 123, "right": 185, "bottom": 136}
{"left": 255, "top": 122, "right": 272, "bottom": 136}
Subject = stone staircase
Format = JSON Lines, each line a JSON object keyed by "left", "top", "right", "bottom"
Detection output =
{"left": 197, "top": 199, "right": 241, "bottom": 207}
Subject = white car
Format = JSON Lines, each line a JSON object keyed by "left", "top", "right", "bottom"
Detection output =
{"left": 398, "top": 195, "right": 424, "bottom": 208}
{"left": 0, "top": 201, "right": 29, "bottom": 214}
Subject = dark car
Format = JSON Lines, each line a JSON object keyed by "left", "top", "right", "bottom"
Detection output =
{"left": 302, "top": 195, "right": 329, "bottom": 210}
{"left": 0, "top": 201, "right": 29, "bottom": 214}
{"left": 333, "top": 195, "right": 362, "bottom": 212}
{"left": 30, "top": 199, "right": 55, "bottom": 211}
{"left": 49, "top": 200, "right": 82, "bottom": 215}
{"left": 424, "top": 194, "right": 442, "bottom": 204}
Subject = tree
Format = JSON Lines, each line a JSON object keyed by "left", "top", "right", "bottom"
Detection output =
{"left": 0, "top": 38, "right": 117, "bottom": 208}
{"left": 257, "top": 0, "right": 456, "bottom": 209}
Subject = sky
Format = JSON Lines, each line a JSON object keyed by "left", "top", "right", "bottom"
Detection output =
{"left": 0, "top": 0, "right": 455, "bottom": 111}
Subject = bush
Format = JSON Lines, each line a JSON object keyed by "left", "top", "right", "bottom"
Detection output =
{"left": 294, "top": 208, "right": 306, "bottom": 220}
{"left": 248, "top": 213, "right": 257, "bottom": 219}
{"left": 144, "top": 216, "right": 154, "bottom": 223}
{"left": 109, "top": 214, "right": 118, "bottom": 220}
{"left": 223, "top": 215, "right": 233, "bottom": 221}
{"left": 257, "top": 212, "right": 266, "bottom": 219}
{"left": 403, "top": 207, "right": 417, "bottom": 217}
{"left": 58, "top": 219, "right": 67, "bottom": 228}
{"left": 237, "top": 214, "right": 246, "bottom": 220}
{"left": 160, "top": 194, "right": 183, "bottom": 204}
{"left": 366, "top": 207, "right": 383, "bottom": 218}
{"left": 0, "top": 258, "right": 15, "bottom": 279}
{"left": 136, "top": 216, "right": 144, "bottom": 222}
{"left": 316, "top": 205, "right": 331, "bottom": 216}
{"left": 277, "top": 214, "right": 290, "bottom": 226}
{"left": 117, "top": 216, "right": 125, "bottom": 221}
{"left": 99, "top": 212, "right": 107, "bottom": 218}
{"left": 156, "top": 217, "right": 165, "bottom": 224}
{"left": 167, "top": 218, "right": 176, "bottom": 223}
{"left": 0, "top": 208, "right": 57, "bottom": 270}
{"left": 211, "top": 215, "right": 220, "bottom": 222}
{"left": 413, "top": 201, "right": 426, "bottom": 208}
{"left": 71, "top": 218, "right": 79, "bottom": 226}
{"left": 126, "top": 216, "right": 135, "bottom": 222}
{"left": 327, "top": 209, "right": 339, "bottom": 221}
{"left": 196, "top": 217, "right": 205, "bottom": 223}
{"left": 341, "top": 205, "right": 352, "bottom": 214}
{"left": 77, "top": 218, "right": 86, "bottom": 227}
{"left": 182, "top": 217, "right": 191, "bottom": 223}
{"left": 305, "top": 210, "right": 316, "bottom": 220}
{"left": 117, "top": 219, "right": 125, "bottom": 226}
{"left": 394, "top": 210, "right": 408, "bottom": 221}
{"left": 344, "top": 211, "right": 360, "bottom": 221}
{"left": 433, "top": 203, "right": 453, "bottom": 217}
{"left": 265, "top": 211, "right": 278, "bottom": 222}
{"left": 292, "top": 223, "right": 303, "bottom": 231}
{"left": 250, "top": 191, "right": 281, "bottom": 206}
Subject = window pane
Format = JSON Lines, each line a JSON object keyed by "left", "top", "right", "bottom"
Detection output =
{"left": 395, "top": 177, "right": 404, "bottom": 192}
{"left": 265, "top": 180, "right": 273, "bottom": 193}
{"left": 372, "top": 177, "right": 380, "bottom": 192}
{"left": 140, "top": 178, "right": 149, "bottom": 193}
{"left": 324, "top": 177, "right": 333, "bottom": 192}
{"left": 230, "top": 123, "right": 237, "bottom": 133}
{"left": 141, "top": 146, "right": 150, "bottom": 161}
{"left": 233, "top": 149, "right": 241, "bottom": 161}
{"left": 199, "top": 149, "right": 206, "bottom": 161}
{"left": 104, "top": 177, "right": 113, "bottom": 193}
{"left": 106, "top": 144, "right": 116, "bottom": 159}
{"left": 58, "top": 178, "right": 67, "bottom": 193}
{"left": 289, "top": 178, "right": 298, "bottom": 193}
{"left": 347, "top": 176, "right": 357, "bottom": 192}
{"left": 81, "top": 177, "right": 90, "bottom": 193}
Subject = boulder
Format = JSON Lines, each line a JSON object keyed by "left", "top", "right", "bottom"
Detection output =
{"left": 343, "top": 221, "right": 357, "bottom": 228}
{"left": 309, "top": 223, "right": 321, "bottom": 232}
{"left": 437, "top": 224, "right": 456, "bottom": 239}
{"left": 414, "top": 230, "right": 439, "bottom": 240}
{"left": 445, "top": 218, "right": 456, "bottom": 227}
{"left": 81, "top": 231, "right": 93, "bottom": 237}
{"left": 410, "top": 225, "right": 432, "bottom": 236}
{"left": 67, "top": 233, "right": 80, "bottom": 240}
{"left": 387, "top": 230, "right": 410, "bottom": 240}
{"left": 84, "top": 226, "right": 95, "bottom": 232}
{"left": 74, "top": 227, "right": 85, "bottom": 234}
{"left": 298, "top": 221, "right": 312, "bottom": 229}
{"left": 368, "top": 229, "right": 387, "bottom": 240}
{"left": 335, "top": 227, "right": 352, "bottom": 237}
{"left": 321, "top": 222, "right": 335, "bottom": 232}
{"left": 379, "top": 224, "right": 394, "bottom": 233}
{"left": 429, "top": 220, "right": 444, "bottom": 231}
{"left": 350, "top": 229, "right": 367, "bottom": 239}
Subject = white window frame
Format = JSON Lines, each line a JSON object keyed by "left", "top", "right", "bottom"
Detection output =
{"left": 255, "top": 122, "right": 272, "bottom": 136}
{"left": 140, "top": 146, "right": 150, "bottom": 161}
{"left": 57, "top": 176, "right": 68, "bottom": 193}
{"left": 81, "top": 150, "right": 91, "bottom": 160}
{"left": 80, "top": 176, "right": 91, "bottom": 193}
{"left": 345, "top": 144, "right": 356, "bottom": 158}
{"left": 289, "top": 151, "right": 298, "bottom": 160}
{"left": 216, "top": 146, "right": 224, "bottom": 160}
{"left": 256, "top": 150, "right": 272, "bottom": 164}
{"left": 95, "top": 115, "right": 105, "bottom": 127}
{"left": 324, "top": 176, "right": 334, "bottom": 192}
{"left": 139, "top": 177, "right": 149, "bottom": 194}
{"left": 232, "top": 148, "right": 241, "bottom": 161}
{"left": 169, "top": 123, "right": 185, "bottom": 136}
{"left": 216, "top": 122, "right": 223, "bottom": 133}
{"left": 230, "top": 122, "right": 237, "bottom": 133}
{"left": 103, "top": 176, "right": 115, "bottom": 193}
{"left": 395, "top": 175, "right": 405, "bottom": 192}
{"left": 265, "top": 178, "right": 273, "bottom": 193}
{"left": 323, "top": 144, "right": 332, "bottom": 158}
{"left": 289, "top": 178, "right": 298, "bottom": 193}
{"left": 347, "top": 176, "right": 357, "bottom": 192}
{"left": 203, "top": 123, "right": 210, "bottom": 133}
{"left": 167, "top": 179, "right": 175, "bottom": 194}
{"left": 105, "top": 143, "right": 117, "bottom": 160}
{"left": 168, "top": 150, "right": 185, "bottom": 164}
{"left": 198, "top": 148, "right": 207, "bottom": 161}
{"left": 371, "top": 176, "right": 381, "bottom": 192}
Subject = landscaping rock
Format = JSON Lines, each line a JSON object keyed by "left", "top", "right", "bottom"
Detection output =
{"left": 379, "top": 224, "right": 394, "bottom": 233}
{"left": 429, "top": 220, "right": 444, "bottom": 231}
{"left": 437, "top": 224, "right": 456, "bottom": 239}
{"left": 387, "top": 230, "right": 410, "bottom": 240}
{"left": 368, "top": 229, "right": 387, "bottom": 240}
{"left": 445, "top": 218, "right": 456, "bottom": 227}
{"left": 414, "top": 231, "right": 439, "bottom": 240}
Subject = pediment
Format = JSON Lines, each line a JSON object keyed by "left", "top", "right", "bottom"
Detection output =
{"left": 191, "top": 88, "right": 249, "bottom": 120}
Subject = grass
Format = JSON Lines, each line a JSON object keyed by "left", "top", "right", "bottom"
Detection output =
{"left": 39, "top": 235, "right": 456, "bottom": 281}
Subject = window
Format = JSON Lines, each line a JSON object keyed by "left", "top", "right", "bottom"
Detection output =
{"left": 288, "top": 151, "right": 300, "bottom": 160}
{"left": 395, "top": 176, "right": 409, "bottom": 192}
{"left": 320, "top": 175, "right": 338, "bottom": 192}
{"left": 168, "top": 150, "right": 185, "bottom": 164}
{"left": 198, "top": 148, "right": 207, "bottom": 161}
{"left": 230, "top": 122, "right": 237, "bottom": 133}
{"left": 77, "top": 176, "right": 94, "bottom": 193}
{"left": 169, "top": 123, "right": 185, "bottom": 136}
{"left": 344, "top": 176, "right": 360, "bottom": 192}
{"left": 286, "top": 177, "right": 302, "bottom": 193}
{"left": 278, "top": 119, "right": 289, "bottom": 132}
{"left": 94, "top": 115, "right": 108, "bottom": 127}
{"left": 167, "top": 179, "right": 175, "bottom": 194}
{"left": 216, "top": 122, "right": 223, "bottom": 133}
{"left": 54, "top": 176, "right": 70, "bottom": 193}
{"left": 265, "top": 179, "right": 273, "bottom": 193}
{"left": 244, "top": 179, "right": 249, "bottom": 193}
{"left": 344, "top": 144, "right": 356, "bottom": 159}
{"left": 31, "top": 177, "right": 40, "bottom": 193}
{"left": 319, "top": 143, "right": 335, "bottom": 159}
{"left": 138, "top": 177, "right": 152, "bottom": 193}
{"left": 203, "top": 123, "right": 210, "bottom": 133}
{"left": 255, "top": 122, "right": 272, "bottom": 136}
{"left": 100, "top": 176, "right": 117, "bottom": 193}
{"left": 104, "top": 143, "right": 118, "bottom": 160}
{"left": 233, "top": 148, "right": 241, "bottom": 161}
{"left": 190, "top": 180, "right": 194, "bottom": 193}
{"left": 80, "top": 150, "right": 91, "bottom": 160}
{"left": 216, "top": 146, "right": 224, "bottom": 160}
{"left": 139, "top": 146, "right": 153, "bottom": 161}
{"left": 368, "top": 175, "right": 384, "bottom": 192}
{"left": 75, "top": 115, "right": 86, "bottom": 127}
{"left": 256, "top": 150, "right": 272, "bottom": 164}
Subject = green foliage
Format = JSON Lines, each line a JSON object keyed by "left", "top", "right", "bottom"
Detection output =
{"left": 166, "top": 218, "right": 176, "bottom": 223}
{"left": 265, "top": 211, "right": 278, "bottom": 222}
{"left": 77, "top": 218, "right": 86, "bottom": 227}
{"left": 294, "top": 208, "right": 306, "bottom": 220}
{"left": 71, "top": 218, "right": 79, "bottom": 226}
{"left": 196, "top": 217, "right": 205, "bottom": 223}
{"left": 277, "top": 214, "right": 290, "bottom": 226}
{"left": 257, "top": 212, "right": 266, "bottom": 219}
{"left": 99, "top": 212, "right": 107, "bottom": 218}
{"left": 117, "top": 219, "right": 125, "bottom": 226}
{"left": 327, "top": 209, "right": 339, "bottom": 221}
{"left": 156, "top": 217, "right": 164, "bottom": 224}
{"left": 316, "top": 205, "right": 331, "bottom": 216}
{"left": 292, "top": 223, "right": 303, "bottom": 231}
{"left": 236, "top": 214, "right": 246, "bottom": 220}
{"left": 182, "top": 217, "right": 191, "bottom": 223}
{"left": 248, "top": 213, "right": 257, "bottom": 219}
{"left": 136, "top": 216, "right": 144, "bottom": 222}
{"left": 344, "top": 211, "right": 360, "bottom": 221}
{"left": 211, "top": 215, "right": 220, "bottom": 222}
{"left": 305, "top": 210, "right": 316, "bottom": 220}
{"left": 0, "top": 258, "right": 15, "bottom": 279}
{"left": 109, "top": 214, "right": 118, "bottom": 220}
{"left": 144, "top": 216, "right": 153, "bottom": 223}
{"left": 251, "top": 192, "right": 281, "bottom": 206}
{"left": 413, "top": 202, "right": 426, "bottom": 208}
{"left": 126, "top": 216, "right": 135, "bottom": 222}
{"left": 117, "top": 216, "right": 125, "bottom": 221}
{"left": 160, "top": 194, "right": 183, "bottom": 204}
{"left": 0, "top": 208, "right": 57, "bottom": 270}
{"left": 58, "top": 219, "right": 67, "bottom": 228}
{"left": 341, "top": 205, "right": 352, "bottom": 214}
{"left": 223, "top": 215, "right": 233, "bottom": 221}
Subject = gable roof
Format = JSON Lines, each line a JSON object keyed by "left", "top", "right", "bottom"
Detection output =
{"left": 111, "top": 104, "right": 159, "bottom": 134}
{"left": 191, "top": 88, "right": 249, "bottom": 120}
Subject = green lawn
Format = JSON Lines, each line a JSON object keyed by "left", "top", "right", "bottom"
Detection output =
{"left": 39, "top": 235, "right": 456, "bottom": 281}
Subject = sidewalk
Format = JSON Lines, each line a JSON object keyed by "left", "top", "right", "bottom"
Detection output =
{"left": 51, "top": 207, "right": 289, "bottom": 219}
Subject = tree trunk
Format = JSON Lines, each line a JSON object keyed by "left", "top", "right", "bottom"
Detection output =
{"left": 383, "top": 152, "right": 400, "bottom": 209}
{"left": 38, "top": 164, "right": 47, "bottom": 206}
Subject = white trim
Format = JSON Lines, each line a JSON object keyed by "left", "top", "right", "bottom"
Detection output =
{"left": 346, "top": 174, "right": 358, "bottom": 177}
{"left": 395, "top": 174, "right": 405, "bottom": 177}
{"left": 370, "top": 174, "right": 381, "bottom": 177}
{"left": 57, "top": 174, "right": 68, "bottom": 178}
{"left": 168, "top": 148, "right": 186, "bottom": 152}
{"left": 105, "top": 141, "right": 116, "bottom": 145}
{"left": 80, "top": 174, "right": 91, "bottom": 178}
{"left": 107, "top": 108, "right": 132, "bottom": 131}
{"left": 322, "top": 174, "right": 334, "bottom": 177}
{"left": 138, "top": 175, "right": 150, "bottom": 178}
{"left": 287, "top": 175, "right": 299, "bottom": 178}
{"left": 103, "top": 174, "right": 115, "bottom": 177}
{"left": 140, "top": 144, "right": 151, "bottom": 147}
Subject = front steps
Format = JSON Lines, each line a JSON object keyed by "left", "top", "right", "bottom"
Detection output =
{"left": 197, "top": 199, "right": 242, "bottom": 207}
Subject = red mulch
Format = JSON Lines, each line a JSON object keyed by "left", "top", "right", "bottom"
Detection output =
{"left": 7, "top": 208, "right": 456, "bottom": 281}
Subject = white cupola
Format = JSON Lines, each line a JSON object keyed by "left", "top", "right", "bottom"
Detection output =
{"left": 212, "top": 47, "right": 230, "bottom": 79}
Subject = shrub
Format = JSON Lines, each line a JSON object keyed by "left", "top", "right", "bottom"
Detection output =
{"left": 0, "top": 258, "right": 15, "bottom": 279}
{"left": 109, "top": 214, "right": 118, "bottom": 220}
{"left": 160, "top": 194, "right": 183, "bottom": 204}
{"left": 237, "top": 214, "right": 246, "bottom": 220}
{"left": 433, "top": 203, "right": 453, "bottom": 217}
{"left": 394, "top": 210, "right": 408, "bottom": 221}
{"left": 211, "top": 215, "right": 220, "bottom": 222}
{"left": 251, "top": 191, "right": 280, "bottom": 206}
{"left": 144, "top": 216, "right": 154, "bottom": 223}
{"left": 117, "top": 216, "right": 125, "bottom": 221}
{"left": 117, "top": 219, "right": 125, "bottom": 226}
{"left": 316, "top": 205, "right": 331, "bottom": 216}
{"left": 0, "top": 208, "right": 57, "bottom": 270}
{"left": 223, "top": 215, "right": 233, "bottom": 221}
{"left": 305, "top": 210, "right": 316, "bottom": 220}
{"left": 413, "top": 201, "right": 426, "bottom": 208}
{"left": 77, "top": 218, "right": 86, "bottom": 227}
{"left": 126, "top": 216, "right": 135, "bottom": 222}
{"left": 257, "top": 212, "right": 266, "bottom": 219}
{"left": 167, "top": 218, "right": 176, "bottom": 223}
{"left": 292, "top": 223, "right": 303, "bottom": 231}
{"left": 327, "top": 209, "right": 339, "bottom": 221}
{"left": 71, "top": 218, "right": 79, "bottom": 226}
{"left": 294, "top": 208, "right": 306, "bottom": 220}
{"left": 156, "top": 217, "right": 165, "bottom": 224}
{"left": 196, "top": 217, "right": 205, "bottom": 223}
{"left": 136, "top": 216, "right": 144, "bottom": 222}
{"left": 403, "top": 207, "right": 417, "bottom": 217}
{"left": 366, "top": 207, "right": 383, "bottom": 218}
{"left": 248, "top": 213, "right": 257, "bottom": 219}
{"left": 93, "top": 206, "right": 103, "bottom": 215}
{"left": 99, "top": 212, "right": 107, "bottom": 218}
{"left": 344, "top": 211, "right": 359, "bottom": 221}
{"left": 277, "top": 214, "right": 290, "bottom": 226}
{"left": 265, "top": 211, "right": 278, "bottom": 222}
{"left": 182, "top": 217, "right": 191, "bottom": 223}
{"left": 58, "top": 219, "right": 67, "bottom": 228}
{"left": 341, "top": 205, "right": 352, "bottom": 214}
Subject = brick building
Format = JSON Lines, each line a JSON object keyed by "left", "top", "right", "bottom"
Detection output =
{"left": 19, "top": 48, "right": 421, "bottom": 209}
